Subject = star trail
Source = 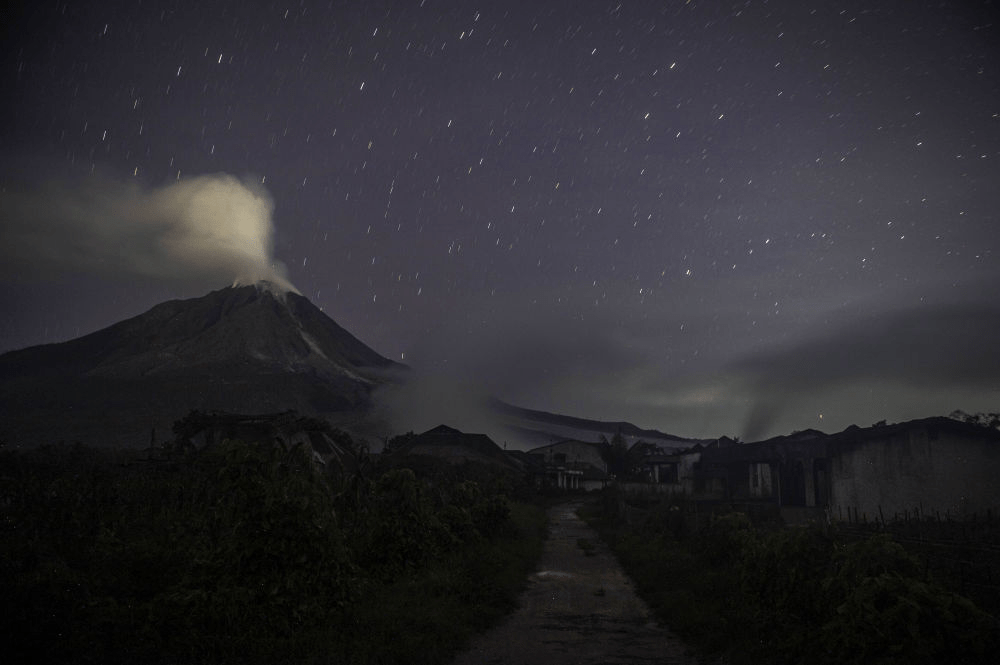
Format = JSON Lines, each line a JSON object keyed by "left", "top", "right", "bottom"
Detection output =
{"left": 2, "top": 0, "right": 999, "bottom": 439}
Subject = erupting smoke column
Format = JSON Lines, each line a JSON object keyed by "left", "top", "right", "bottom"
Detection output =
{"left": 0, "top": 172, "right": 297, "bottom": 292}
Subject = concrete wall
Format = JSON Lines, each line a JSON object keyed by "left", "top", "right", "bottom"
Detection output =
{"left": 678, "top": 451, "right": 701, "bottom": 494}
{"left": 829, "top": 425, "right": 1000, "bottom": 521}
{"left": 632, "top": 450, "right": 705, "bottom": 495}
{"left": 749, "top": 462, "right": 774, "bottom": 498}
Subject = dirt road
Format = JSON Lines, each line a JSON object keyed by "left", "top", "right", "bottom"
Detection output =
{"left": 452, "top": 501, "right": 701, "bottom": 665}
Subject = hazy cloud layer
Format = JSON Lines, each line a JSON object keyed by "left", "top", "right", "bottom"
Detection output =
{"left": 730, "top": 301, "right": 1000, "bottom": 440}
{"left": 376, "top": 294, "right": 650, "bottom": 440}
{"left": 734, "top": 304, "right": 1000, "bottom": 390}
{"left": 0, "top": 173, "right": 295, "bottom": 291}
{"left": 379, "top": 284, "right": 1000, "bottom": 444}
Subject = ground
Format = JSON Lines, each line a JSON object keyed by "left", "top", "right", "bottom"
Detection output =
{"left": 451, "top": 500, "right": 701, "bottom": 665}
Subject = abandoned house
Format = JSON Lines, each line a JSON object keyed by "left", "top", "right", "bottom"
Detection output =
{"left": 823, "top": 417, "right": 1000, "bottom": 522}
{"left": 388, "top": 424, "right": 524, "bottom": 472}
{"left": 525, "top": 439, "right": 610, "bottom": 491}
{"left": 172, "top": 410, "right": 359, "bottom": 471}
{"left": 633, "top": 417, "right": 1000, "bottom": 524}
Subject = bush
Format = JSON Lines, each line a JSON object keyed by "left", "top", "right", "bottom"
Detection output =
{"left": 0, "top": 440, "right": 547, "bottom": 664}
{"left": 816, "top": 537, "right": 996, "bottom": 665}
{"left": 581, "top": 494, "right": 999, "bottom": 665}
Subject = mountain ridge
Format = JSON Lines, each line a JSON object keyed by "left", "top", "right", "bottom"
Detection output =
{"left": 0, "top": 283, "right": 703, "bottom": 451}
{"left": 0, "top": 283, "right": 404, "bottom": 447}
{"left": 488, "top": 398, "right": 702, "bottom": 446}
{"left": 0, "top": 283, "right": 402, "bottom": 377}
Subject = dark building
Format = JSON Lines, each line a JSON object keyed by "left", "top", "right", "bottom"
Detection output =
{"left": 634, "top": 418, "right": 1000, "bottom": 524}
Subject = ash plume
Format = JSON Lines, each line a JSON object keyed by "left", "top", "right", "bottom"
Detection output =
{"left": 0, "top": 171, "right": 296, "bottom": 292}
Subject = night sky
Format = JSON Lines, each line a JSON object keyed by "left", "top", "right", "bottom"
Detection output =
{"left": 2, "top": 0, "right": 999, "bottom": 441}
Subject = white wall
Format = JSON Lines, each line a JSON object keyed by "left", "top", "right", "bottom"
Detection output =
{"left": 529, "top": 440, "right": 607, "bottom": 472}
{"left": 829, "top": 426, "right": 1000, "bottom": 521}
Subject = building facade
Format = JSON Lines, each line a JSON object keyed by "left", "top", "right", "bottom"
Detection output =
{"left": 526, "top": 439, "right": 609, "bottom": 491}
{"left": 624, "top": 418, "right": 1000, "bottom": 524}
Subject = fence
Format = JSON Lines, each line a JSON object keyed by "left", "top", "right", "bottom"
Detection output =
{"left": 835, "top": 507, "right": 1000, "bottom": 615}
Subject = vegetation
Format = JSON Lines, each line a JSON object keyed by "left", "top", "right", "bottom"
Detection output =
{"left": 580, "top": 490, "right": 1000, "bottom": 665}
{"left": 949, "top": 409, "right": 1000, "bottom": 430}
{"left": 599, "top": 430, "right": 647, "bottom": 480}
{"left": 0, "top": 437, "right": 547, "bottom": 664}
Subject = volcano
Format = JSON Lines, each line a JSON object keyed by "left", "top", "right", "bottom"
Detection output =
{"left": 0, "top": 282, "right": 405, "bottom": 448}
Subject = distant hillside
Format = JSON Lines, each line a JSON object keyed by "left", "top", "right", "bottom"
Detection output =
{"left": 487, "top": 399, "right": 709, "bottom": 451}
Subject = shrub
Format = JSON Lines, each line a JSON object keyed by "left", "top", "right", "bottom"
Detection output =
{"left": 0, "top": 439, "right": 545, "bottom": 664}
{"left": 581, "top": 494, "right": 999, "bottom": 665}
{"left": 817, "top": 536, "right": 997, "bottom": 665}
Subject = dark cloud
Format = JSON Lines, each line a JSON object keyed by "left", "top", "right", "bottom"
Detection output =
{"left": 732, "top": 300, "right": 1000, "bottom": 439}
{"left": 736, "top": 303, "right": 1000, "bottom": 390}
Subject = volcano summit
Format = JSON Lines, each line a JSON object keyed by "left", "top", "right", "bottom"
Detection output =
{"left": 0, "top": 283, "right": 405, "bottom": 448}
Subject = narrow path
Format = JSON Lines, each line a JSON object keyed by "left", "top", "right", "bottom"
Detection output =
{"left": 452, "top": 501, "right": 701, "bottom": 665}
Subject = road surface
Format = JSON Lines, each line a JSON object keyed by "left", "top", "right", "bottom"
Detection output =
{"left": 452, "top": 501, "right": 702, "bottom": 665}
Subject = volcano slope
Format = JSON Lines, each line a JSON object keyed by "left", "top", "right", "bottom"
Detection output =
{"left": 0, "top": 282, "right": 405, "bottom": 448}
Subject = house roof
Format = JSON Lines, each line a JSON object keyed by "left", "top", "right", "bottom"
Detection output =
{"left": 630, "top": 440, "right": 687, "bottom": 456}
{"left": 176, "top": 409, "right": 358, "bottom": 469}
{"left": 824, "top": 416, "right": 1000, "bottom": 446}
{"left": 506, "top": 449, "right": 546, "bottom": 471}
{"left": 699, "top": 416, "right": 1000, "bottom": 466}
{"left": 392, "top": 424, "right": 522, "bottom": 470}
{"left": 749, "top": 428, "right": 827, "bottom": 446}
{"left": 527, "top": 438, "right": 605, "bottom": 455}
{"left": 423, "top": 424, "right": 463, "bottom": 436}
{"left": 641, "top": 454, "right": 680, "bottom": 464}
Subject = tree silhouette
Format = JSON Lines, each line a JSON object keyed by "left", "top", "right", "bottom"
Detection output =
{"left": 949, "top": 410, "right": 1000, "bottom": 429}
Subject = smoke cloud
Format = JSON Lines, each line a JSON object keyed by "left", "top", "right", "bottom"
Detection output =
{"left": 0, "top": 172, "right": 295, "bottom": 291}
{"left": 372, "top": 293, "right": 648, "bottom": 445}
{"left": 732, "top": 301, "right": 1000, "bottom": 440}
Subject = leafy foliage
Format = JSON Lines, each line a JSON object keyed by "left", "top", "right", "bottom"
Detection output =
{"left": 599, "top": 431, "right": 647, "bottom": 479}
{"left": 949, "top": 409, "right": 1000, "bottom": 430}
{"left": 581, "top": 495, "right": 1000, "bottom": 665}
{"left": 0, "top": 437, "right": 545, "bottom": 664}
